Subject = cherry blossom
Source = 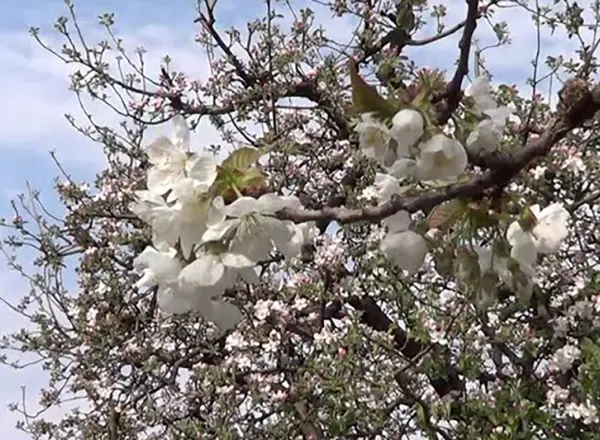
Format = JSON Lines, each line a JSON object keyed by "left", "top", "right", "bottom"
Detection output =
{"left": 415, "top": 134, "right": 468, "bottom": 180}
{"left": 379, "top": 210, "right": 428, "bottom": 273}
{"left": 507, "top": 203, "right": 571, "bottom": 271}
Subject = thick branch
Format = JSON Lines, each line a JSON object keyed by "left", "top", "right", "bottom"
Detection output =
{"left": 348, "top": 296, "right": 463, "bottom": 397}
{"left": 435, "top": 0, "right": 480, "bottom": 124}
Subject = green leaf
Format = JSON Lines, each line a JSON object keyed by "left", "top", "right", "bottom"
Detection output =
{"left": 238, "top": 167, "right": 266, "bottom": 189}
{"left": 348, "top": 58, "right": 397, "bottom": 118}
{"left": 427, "top": 199, "right": 462, "bottom": 229}
{"left": 221, "top": 147, "right": 263, "bottom": 171}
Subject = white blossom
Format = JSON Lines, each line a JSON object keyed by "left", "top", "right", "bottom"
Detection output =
{"left": 355, "top": 113, "right": 396, "bottom": 166}
{"left": 133, "top": 246, "right": 239, "bottom": 329}
{"left": 145, "top": 115, "right": 192, "bottom": 195}
{"left": 416, "top": 134, "right": 468, "bottom": 181}
{"left": 380, "top": 210, "right": 427, "bottom": 273}
{"left": 366, "top": 173, "right": 404, "bottom": 203}
{"left": 390, "top": 109, "right": 424, "bottom": 155}
{"left": 153, "top": 194, "right": 226, "bottom": 259}
{"left": 203, "top": 193, "right": 305, "bottom": 262}
{"left": 507, "top": 203, "right": 570, "bottom": 273}
{"left": 465, "top": 76, "right": 497, "bottom": 114}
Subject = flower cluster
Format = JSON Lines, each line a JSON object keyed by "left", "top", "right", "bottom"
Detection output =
{"left": 465, "top": 76, "right": 517, "bottom": 154}
{"left": 130, "top": 116, "right": 313, "bottom": 330}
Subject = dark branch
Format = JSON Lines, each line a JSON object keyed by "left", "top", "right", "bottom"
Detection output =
{"left": 435, "top": 0, "right": 480, "bottom": 124}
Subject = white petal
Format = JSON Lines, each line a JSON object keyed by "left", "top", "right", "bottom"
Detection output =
{"left": 220, "top": 251, "right": 257, "bottom": 268}
{"left": 146, "top": 136, "right": 174, "bottom": 165}
{"left": 179, "top": 255, "right": 224, "bottom": 286}
{"left": 171, "top": 115, "right": 190, "bottom": 150}
{"left": 167, "top": 177, "right": 199, "bottom": 203}
{"left": 147, "top": 166, "right": 183, "bottom": 195}
{"left": 271, "top": 221, "right": 302, "bottom": 259}
{"left": 373, "top": 173, "right": 402, "bottom": 203}
{"left": 380, "top": 230, "right": 428, "bottom": 273}
{"left": 226, "top": 197, "right": 261, "bottom": 217}
{"left": 297, "top": 221, "right": 316, "bottom": 243}
{"left": 534, "top": 203, "right": 570, "bottom": 253}
{"left": 511, "top": 238, "right": 537, "bottom": 270}
{"left": 385, "top": 158, "right": 417, "bottom": 179}
{"left": 465, "top": 76, "right": 491, "bottom": 98}
{"left": 382, "top": 210, "right": 411, "bottom": 233}
{"left": 202, "top": 219, "right": 240, "bottom": 243}
{"left": 390, "top": 109, "right": 424, "bottom": 148}
{"left": 355, "top": 120, "right": 393, "bottom": 163}
{"left": 257, "top": 193, "right": 291, "bottom": 213}
{"left": 157, "top": 285, "right": 192, "bottom": 314}
{"left": 151, "top": 204, "right": 181, "bottom": 247}
{"left": 130, "top": 190, "right": 166, "bottom": 222}
{"left": 206, "top": 197, "right": 226, "bottom": 227}
{"left": 465, "top": 76, "right": 497, "bottom": 114}
{"left": 135, "top": 270, "right": 156, "bottom": 290}
{"left": 466, "top": 119, "right": 501, "bottom": 153}
{"left": 417, "top": 135, "right": 467, "bottom": 181}
{"left": 474, "top": 246, "right": 512, "bottom": 285}
{"left": 186, "top": 152, "right": 218, "bottom": 188}
{"left": 506, "top": 222, "right": 526, "bottom": 247}
{"left": 228, "top": 232, "right": 272, "bottom": 264}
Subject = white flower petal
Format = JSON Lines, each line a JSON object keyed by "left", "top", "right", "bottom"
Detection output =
{"left": 355, "top": 116, "right": 393, "bottom": 163}
{"left": 156, "top": 285, "right": 191, "bottom": 314}
{"left": 465, "top": 76, "right": 497, "bottom": 114}
{"left": 466, "top": 119, "right": 501, "bottom": 153}
{"left": 147, "top": 166, "right": 184, "bottom": 195}
{"left": 484, "top": 106, "right": 513, "bottom": 127}
{"left": 373, "top": 173, "right": 403, "bottom": 203}
{"left": 385, "top": 158, "right": 417, "bottom": 179}
{"left": 146, "top": 136, "right": 174, "bottom": 165}
{"left": 186, "top": 152, "right": 218, "bottom": 188}
{"left": 533, "top": 203, "right": 571, "bottom": 253}
{"left": 270, "top": 221, "right": 302, "bottom": 259}
{"left": 511, "top": 238, "right": 538, "bottom": 270}
{"left": 180, "top": 254, "right": 224, "bottom": 286}
{"left": 133, "top": 246, "right": 181, "bottom": 282}
{"left": 390, "top": 109, "right": 424, "bottom": 150}
{"left": 202, "top": 219, "right": 240, "bottom": 243}
{"left": 171, "top": 115, "right": 190, "bottom": 150}
{"left": 417, "top": 135, "right": 467, "bottom": 181}
{"left": 256, "top": 193, "right": 294, "bottom": 213}
{"left": 506, "top": 221, "right": 526, "bottom": 247}
{"left": 380, "top": 230, "right": 427, "bottom": 273}
{"left": 226, "top": 197, "right": 261, "bottom": 217}
{"left": 220, "top": 251, "right": 257, "bottom": 268}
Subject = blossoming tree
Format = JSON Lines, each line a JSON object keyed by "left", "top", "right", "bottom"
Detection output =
{"left": 4, "top": 0, "right": 600, "bottom": 438}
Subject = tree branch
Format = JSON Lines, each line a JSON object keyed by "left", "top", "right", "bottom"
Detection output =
{"left": 435, "top": 0, "right": 480, "bottom": 124}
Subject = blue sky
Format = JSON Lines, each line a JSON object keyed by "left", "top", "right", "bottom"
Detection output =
{"left": 0, "top": 0, "right": 583, "bottom": 437}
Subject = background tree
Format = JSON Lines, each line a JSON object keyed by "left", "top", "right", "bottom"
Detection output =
{"left": 3, "top": 0, "right": 600, "bottom": 438}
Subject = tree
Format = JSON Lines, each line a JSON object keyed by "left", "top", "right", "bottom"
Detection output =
{"left": 3, "top": 0, "right": 600, "bottom": 437}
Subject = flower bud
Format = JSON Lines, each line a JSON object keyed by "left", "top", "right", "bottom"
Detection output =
{"left": 390, "top": 109, "right": 424, "bottom": 154}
